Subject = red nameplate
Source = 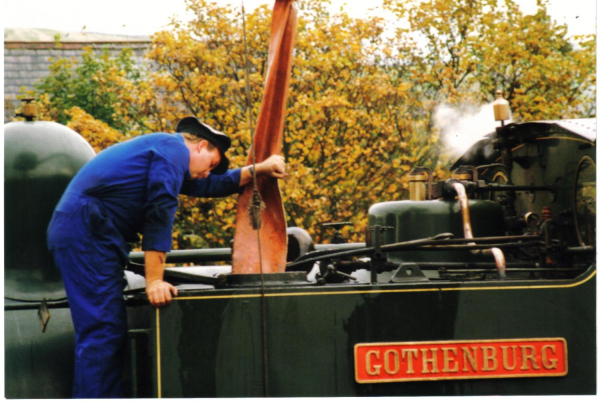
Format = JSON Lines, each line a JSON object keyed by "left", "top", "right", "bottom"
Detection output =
{"left": 355, "top": 338, "right": 567, "bottom": 383}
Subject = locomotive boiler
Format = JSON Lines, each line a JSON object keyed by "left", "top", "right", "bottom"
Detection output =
{"left": 4, "top": 101, "right": 596, "bottom": 397}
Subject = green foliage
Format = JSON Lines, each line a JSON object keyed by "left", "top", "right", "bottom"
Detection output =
{"left": 35, "top": 47, "right": 142, "bottom": 132}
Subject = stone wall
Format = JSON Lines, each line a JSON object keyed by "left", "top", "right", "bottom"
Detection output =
{"left": 4, "top": 41, "right": 150, "bottom": 122}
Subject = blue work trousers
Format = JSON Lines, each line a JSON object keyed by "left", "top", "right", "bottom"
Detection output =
{"left": 48, "top": 194, "right": 130, "bottom": 398}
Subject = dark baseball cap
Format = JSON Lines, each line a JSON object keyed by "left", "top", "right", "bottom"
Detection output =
{"left": 176, "top": 116, "right": 231, "bottom": 175}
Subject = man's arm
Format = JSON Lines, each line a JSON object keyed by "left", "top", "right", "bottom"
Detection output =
{"left": 145, "top": 250, "right": 178, "bottom": 307}
{"left": 180, "top": 155, "right": 288, "bottom": 198}
{"left": 179, "top": 168, "right": 242, "bottom": 198}
{"left": 239, "top": 154, "right": 287, "bottom": 187}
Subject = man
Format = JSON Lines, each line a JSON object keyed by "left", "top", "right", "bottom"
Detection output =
{"left": 47, "top": 116, "right": 286, "bottom": 398}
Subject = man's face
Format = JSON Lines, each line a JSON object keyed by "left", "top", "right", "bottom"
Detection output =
{"left": 189, "top": 140, "right": 221, "bottom": 179}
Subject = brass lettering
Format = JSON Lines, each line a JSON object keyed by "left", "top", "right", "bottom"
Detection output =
{"left": 501, "top": 346, "right": 517, "bottom": 371}
{"left": 520, "top": 345, "right": 540, "bottom": 370}
{"left": 420, "top": 348, "right": 439, "bottom": 374}
{"left": 541, "top": 345, "right": 558, "bottom": 370}
{"left": 481, "top": 346, "right": 498, "bottom": 371}
{"left": 366, "top": 350, "right": 381, "bottom": 376}
{"left": 402, "top": 349, "right": 418, "bottom": 374}
{"left": 461, "top": 347, "right": 478, "bottom": 372}
{"left": 442, "top": 347, "right": 458, "bottom": 373}
{"left": 384, "top": 350, "right": 400, "bottom": 375}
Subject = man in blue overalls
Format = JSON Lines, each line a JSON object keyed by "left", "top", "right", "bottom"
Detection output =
{"left": 47, "top": 116, "right": 287, "bottom": 398}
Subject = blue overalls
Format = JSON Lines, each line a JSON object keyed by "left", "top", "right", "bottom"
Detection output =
{"left": 47, "top": 133, "right": 241, "bottom": 398}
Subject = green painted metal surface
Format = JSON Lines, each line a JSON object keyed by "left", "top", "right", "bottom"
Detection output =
{"left": 4, "top": 305, "right": 76, "bottom": 398}
{"left": 4, "top": 121, "right": 95, "bottom": 301}
{"left": 368, "top": 200, "right": 506, "bottom": 262}
{"left": 149, "top": 266, "right": 595, "bottom": 397}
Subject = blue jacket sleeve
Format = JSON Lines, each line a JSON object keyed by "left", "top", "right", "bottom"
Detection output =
{"left": 142, "top": 150, "right": 187, "bottom": 252}
{"left": 180, "top": 168, "right": 242, "bottom": 198}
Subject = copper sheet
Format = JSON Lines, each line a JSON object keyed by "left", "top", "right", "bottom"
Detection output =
{"left": 232, "top": 0, "right": 297, "bottom": 274}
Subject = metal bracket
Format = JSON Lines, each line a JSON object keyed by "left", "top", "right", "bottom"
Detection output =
{"left": 529, "top": 176, "right": 536, "bottom": 203}
{"left": 37, "top": 298, "right": 50, "bottom": 333}
{"left": 370, "top": 225, "right": 393, "bottom": 284}
{"left": 390, "top": 263, "right": 429, "bottom": 283}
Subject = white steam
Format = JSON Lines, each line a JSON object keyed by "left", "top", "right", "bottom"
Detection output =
{"left": 433, "top": 103, "right": 512, "bottom": 157}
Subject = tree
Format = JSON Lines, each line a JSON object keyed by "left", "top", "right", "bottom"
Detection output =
{"left": 383, "top": 0, "right": 596, "bottom": 120}
{"left": 141, "top": 0, "right": 445, "bottom": 244}
{"left": 34, "top": 47, "right": 146, "bottom": 132}
{"left": 30, "top": 0, "right": 595, "bottom": 248}
{"left": 472, "top": 0, "right": 596, "bottom": 120}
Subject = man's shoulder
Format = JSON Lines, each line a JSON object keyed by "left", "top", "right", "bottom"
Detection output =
{"left": 93, "top": 133, "right": 187, "bottom": 167}
{"left": 134, "top": 132, "right": 181, "bottom": 144}
{"left": 121, "top": 132, "right": 186, "bottom": 153}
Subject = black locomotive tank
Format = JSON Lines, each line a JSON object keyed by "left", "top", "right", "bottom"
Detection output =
{"left": 4, "top": 118, "right": 95, "bottom": 398}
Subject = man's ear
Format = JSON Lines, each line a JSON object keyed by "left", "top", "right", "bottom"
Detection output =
{"left": 197, "top": 139, "right": 209, "bottom": 152}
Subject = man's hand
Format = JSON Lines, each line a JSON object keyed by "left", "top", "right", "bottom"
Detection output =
{"left": 256, "top": 155, "right": 288, "bottom": 179}
{"left": 239, "top": 155, "right": 288, "bottom": 186}
{"left": 146, "top": 279, "right": 178, "bottom": 307}
{"left": 144, "top": 250, "right": 177, "bottom": 307}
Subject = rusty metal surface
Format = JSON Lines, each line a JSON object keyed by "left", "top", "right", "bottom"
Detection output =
{"left": 232, "top": 0, "right": 297, "bottom": 274}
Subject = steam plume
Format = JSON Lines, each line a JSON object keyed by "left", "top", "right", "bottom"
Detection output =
{"left": 433, "top": 102, "right": 512, "bottom": 157}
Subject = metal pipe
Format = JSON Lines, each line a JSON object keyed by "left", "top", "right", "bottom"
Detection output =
{"left": 418, "top": 241, "right": 541, "bottom": 250}
{"left": 129, "top": 248, "right": 232, "bottom": 264}
{"left": 315, "top": 243, "right": 366, "bottom": 251}
{"left": 334, "top": 261, "right": 578, "bottom": 272}
{"left": 451, "top": 182, "right": 507, "bottom": 280}
{"left": 452, "top": 183, "right": 474, "bottom": 239}
{"left": 128, "top": 243, "right": 367, "bottom": 264}
{"left": 567, "top": 246, "right": 595, "bottom": 253}
{"left": 490, "top": 247, "right": 507, "bottom": 279}
{"left": 479, "top": 184, "right": 555, "bottom": 192}
{"left": 477, "top": 163, "right": 507, "bottom": 171}
{"left": 5, "top": 300, "right": 69, "bottom": 310}
{"left": 285, "top": 240, "right": 542, "bottom": 270}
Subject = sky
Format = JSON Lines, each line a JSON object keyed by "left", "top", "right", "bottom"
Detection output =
{"left": 2, "top": 0, "right": 597, "bottom": 38}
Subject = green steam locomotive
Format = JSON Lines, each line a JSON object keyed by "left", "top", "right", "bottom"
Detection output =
{"left": 4, "top": 102, "right": 595, "bottom": 397}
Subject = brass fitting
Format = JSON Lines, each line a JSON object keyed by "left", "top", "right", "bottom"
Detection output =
{"left": 408, "top": 168, "right": 429, "bottom": 201}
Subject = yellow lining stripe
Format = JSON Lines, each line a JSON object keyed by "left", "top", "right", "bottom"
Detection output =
{"left": 156, "top": 308, "right": 161, "bottom": 399}
{"left": 536, "top": 136, "right": 594, "bottom": 144}
{"left": 172, "top": 269, "right": 596, "bottom": 301}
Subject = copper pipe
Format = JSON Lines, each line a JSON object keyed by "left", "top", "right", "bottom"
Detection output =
{"left": 451, "top": 182, "right": 507, "bottom": 280}
{"left": 490, "top": 247, "right": 507, "bottom": 279}
{"left": 451, "top": 182, "right": 474, "bottom": 239}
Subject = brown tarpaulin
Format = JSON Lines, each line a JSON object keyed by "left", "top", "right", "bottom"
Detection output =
{"left": 232, "top": 0, "right": 297, "bottom": 274}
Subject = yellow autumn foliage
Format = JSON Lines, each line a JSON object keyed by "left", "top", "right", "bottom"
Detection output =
{"left": 30, "top": 0, "right": 595, "bottom": 249}
{"left": 65, "top": 107, "right": 128, "bottom": 152}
